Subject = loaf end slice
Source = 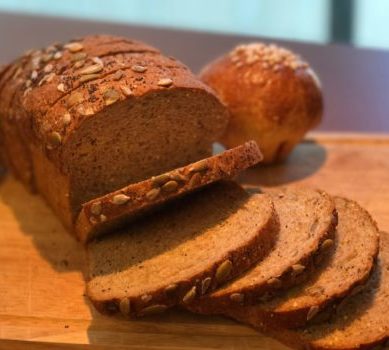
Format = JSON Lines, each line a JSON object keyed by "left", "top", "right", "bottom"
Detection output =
{"left": 76, "top": 141, "right": 263, "bottom": 242}
{"left": 234, "top": 232, "right": 388, "bottom": 350}
{"left": 230, "top": 196, "right": 380, "bottom": 329}
{"left": 86, "top": 181, "right": 277, "bottom": 318}
{"left": 186, "top": 188, "right": 337, "bottom": 314}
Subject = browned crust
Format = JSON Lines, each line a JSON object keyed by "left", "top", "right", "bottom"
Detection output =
{"left": 86, "top": 188, "right": 278, "bottom": 318}
{"left": 75, "top": 141, "right": 263, "bottom": 242}
{"left": 200, "top": 43, "right": 323, "bottom": 163}
{"left": 186, "top": 190, "right": 337, "bottom": 315}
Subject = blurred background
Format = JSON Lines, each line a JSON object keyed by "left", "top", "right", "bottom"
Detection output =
{"left": 0, "top": 0, "right": 388, "bottom": 50}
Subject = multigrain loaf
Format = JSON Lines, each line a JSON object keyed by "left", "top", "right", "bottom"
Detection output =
{"left": 200, "top": 43, "right": 323, "bottom": 163}
{"left": 76, "top": 140, "right": 263, "bottom": 242}
{"left": 0, "top": 35, "right": 229, "bottom": 230}
{"left": 186, "top": 188, "right": 337, "bottom": 314}
{"left": 86, "top": 182, "right": 277, "bottom": 318}
{"left": 233, "top": 232, "right": 389, "bottom": 350}
{"left": 228, "top": 196, "right": 380, "bottom": 329}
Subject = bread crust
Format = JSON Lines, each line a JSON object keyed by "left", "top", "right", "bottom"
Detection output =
{"left": 200, "top": 43, "right": 323, "bottom": 163}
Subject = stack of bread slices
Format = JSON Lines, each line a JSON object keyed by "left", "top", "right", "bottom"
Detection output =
{"left": 0, "top": 35, "right": 387, "bottom": 350}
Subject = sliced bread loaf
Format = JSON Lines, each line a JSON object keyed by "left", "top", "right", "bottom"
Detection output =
{"left": 86, "top": 182, "right": 277, "bottom": 318}
{"left": 233, "top": 232, "right": 388, "bottom": 350}
{"left": 76, "top": 141, "right": 263, "bottom": 242}
{"left": 186, "top": 188, "right": 337, "bottom": 314}
{"left": 228, "top": 196, "right": 380, "bottom": 329}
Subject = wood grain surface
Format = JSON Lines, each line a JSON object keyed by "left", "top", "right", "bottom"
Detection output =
{"left": 0, "top": 133, "right": 388, "bottom": 349}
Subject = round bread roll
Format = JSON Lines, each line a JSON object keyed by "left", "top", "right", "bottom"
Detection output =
{"left": 200, "top": 43, "right": 323, "bottom": 163}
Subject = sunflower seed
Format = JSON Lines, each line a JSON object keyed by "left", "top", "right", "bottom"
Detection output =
{"left": 215, "top": 260, "right": 233, "bottom": 283}
{"left": 119, "top": 298, "right": 131, "bottom": 316}
{"left": 141, "top": 294, "right": 152, "bottom": 303}
{"left": 44, "top": 64, "right": 53, "bottom": 73}
{"left": 321, "top": 239, "right": 334, "bottom": 251}
{"left": 90, "top": 201, "right": 102, "bottom": 215}
{"left": 62, "top": 113, "right": 72, "bottom": 125}
{"left": 182, "top": 286, "right": 196, "bottom": 304}
{"left": 131, "top": 65, "right": 147, "bottom": 73}
{"left": 53, "top": 51, "right": 63, "bottom": 60}
{"left": 164, "top": 284, "right": 177, "bottom": 294}
{"left": 103, "top": 88, "right": 120, "bottom": 106}
{"left": 64, "top": 42, "right": 84, "bottom": 52}
{"left": 169, "top": 172, "right": 188, "bottom": 182}
{"left": 151, "top": 174, "right": 170, "bottom": 186}
{"left": 31, "top": 70, "right": 38, "bottom": 81}
{"left": 292, "top": 264, "right": 306, "bottom": 275}
{"left": 57, "top": 83, "right": 66, "bottom": 92}
{"left": 25, "top": 80, "right": 32, "bottom": 88}
{"left": 42, "top": 53, "right": 53, "bottom": 63}
{"left": 188, "top": 172, "right": 201, "bottom": 187}
{"left": 92, "top": 56, "right": 104, "bottom": 67}
{"left": 71, "top": 52, "right": 87, "bottom": 62}
{"left": 47, "top": 131, "right": 62, "bottom": 149}
{"left": 113, "top": 70, "right": 124, "bottom": 80}
{"left": 77, "top": 105, "right": 94, "bottom": 116}
{"left": 79, "top": 73, "right": 101, "bottom": 83}
{"left": 162, "top": 180, "right": 178, "bottom": 192}
{"left": 307, "top": 305, "right": 320, "bottom": 321}
{"left": 139, "top": 304, "right": 167, "bottom": 316}
{"left": 267, "top": 277, "right": 282, "bottom": 288}
{"left": 112, "top": 193, "right": 130, "bottom": 205}
{"left": 79, "top": 64, "right": 103, "bottom": 75}
{"left": 120, "top": 85, "right": 133, "bottom": 96}
{"left": 67, "top": 92, "right": 84, "bottom": 107}
{"left": 201, "top": 277, "right": 212, "bottom": 295}
{"left": 157, "top": 78, "right": 173, "bottom": 87}
{"left": 73, "top": 60, "right": 85, "bottom": 69}
{"left": 189, "top": 160, "right": 208, "bottom": 173}
{"left": 146, "top": 188, "right": 161, "bottom": 201}
{"left": 230, "top": 293, "right": 244, "bottom": 303}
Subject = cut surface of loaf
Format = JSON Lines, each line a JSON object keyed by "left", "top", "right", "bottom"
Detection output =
{"left": 186, "top": 188, "right": 337, "bottom": 314}
{"left": 76, "top": 141, "right": 263, "bottom": 242}
{"left": 234, "top": 232, "right": 388, "bottom": 350}
{"left": 0, "top": 35, "right": 229, "bottom": 230}
{"left": 228, "top": 196, "right": 380, "bottom": 329}
{"left": 86, "top": 182, "right": 277, "bottom": 318}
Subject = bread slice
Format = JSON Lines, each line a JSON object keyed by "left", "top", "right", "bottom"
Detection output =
{"left": 86, "top": 182, "right": 277, "bottom": 318}
{"left": 76, "top": 141, "right": 263, "bottom": 242}
{"left": 228, "top": 196, "right": 380, "bottom": 329}
{"left": 186, "top": 188, "right": 337, "bottom": 314}
{"left": 233, "top": 232, "right": 388, "bottom": 350}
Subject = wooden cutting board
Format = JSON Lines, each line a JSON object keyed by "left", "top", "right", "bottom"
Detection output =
{"left": 1, "top": 133, "right": 388, "bottom": 350}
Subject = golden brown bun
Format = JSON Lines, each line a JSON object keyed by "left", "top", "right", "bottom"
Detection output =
{"left": 200, "top": 43, "right": 323, "bottom": 163}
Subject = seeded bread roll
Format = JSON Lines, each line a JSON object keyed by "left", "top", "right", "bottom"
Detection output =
{"left": 0, "top": 35, "right": 229, "bottom": 230}
{"left": 87, "top": 182, "right": 277, "bottom": 318}
{"left": 232, "top": 232, "right": 388, "bottom": 350}
{"left": 76, "top": 140, "right": 263, "bottom": 242}
{"left": 228, "top": 196, "right": 379, "bottom": 329}
{"left": 186, "top": 188, "right": 337, "bottom": 314}
{"left": 200, "top": 43, "right": 323, "bottom": 163}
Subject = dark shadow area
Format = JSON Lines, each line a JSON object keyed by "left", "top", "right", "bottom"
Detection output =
{"left": 239, "top": 140, "right": 327, "bottom": 187}
{"left": 0, "top": 175, "right": 84, "bottom": 273}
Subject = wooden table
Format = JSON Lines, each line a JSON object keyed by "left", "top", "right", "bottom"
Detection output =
{"left": 1, "top": 11, "right": 389, "bottom": 133}
{"left": 1, "top": 133, "right": 389, "bottom": 349}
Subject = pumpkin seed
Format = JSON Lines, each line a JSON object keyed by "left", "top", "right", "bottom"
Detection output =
{"left": 201, "top": 277, "right": 212, "bottom": 295}
{"left": 112, "top": 193, "right": 130, "bottom": 205}
{"left": 140, "top": 304, "right": 167, "bottom": 316}
{"left": 90, "top": 201, "right": 102, "bottom": 215}
{"left": 162, "top": 180, "right": 178, "bottom": 192}
{"left": 146, "top": 188, "right": 161, "bottom": 201}
{"left": 103, "top": 88, "right": 120, "bottom": 106}
{"left": 215, "top": 260, "right": 232, "bottom": 283}
{"left": 119, "top": 298, "right": 131, "bottom": 316}
{"left": 307, "top": 305, "right": 320, "bottom": 321}
{"left": 182, "top": 286, "right": 196, "bottom": 304}
{"left": 230, "top": 293, "right": 244, "bottom": 303}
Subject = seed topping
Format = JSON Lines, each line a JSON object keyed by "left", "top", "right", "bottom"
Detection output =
{"left": 103, "top": 88, "right": 120, "bottom": 106}
{"left": 131, "top": 65, "right": 147, "bottom": 73}
{"left": 215, "top": 260, "right": 233, "bottom": 283}
{"left": 157, "top": 78, "right": 173, "bottom": 87}
{"left": 112, "top": 193, "right": 130, "bottom": 205}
